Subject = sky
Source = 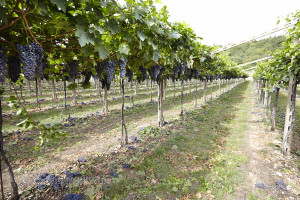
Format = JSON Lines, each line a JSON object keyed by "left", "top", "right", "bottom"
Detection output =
{"left": 156, "top": 0, "right": 300, "bottom": 46}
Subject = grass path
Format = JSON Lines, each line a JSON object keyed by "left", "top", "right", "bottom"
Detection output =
{"left": 226, "top": 82, "right": 300, "bottom": 199}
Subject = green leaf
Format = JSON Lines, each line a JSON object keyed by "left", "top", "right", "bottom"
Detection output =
{"left": 118, "top": 43, "right": 130, "bottom": 55}
{"left": 0, "top": 0, "right": 5, "bottom": 6}
{"left": 95, "top": 25, "right": 105, "bottom": 34}
{"left": 172, "top": 186, "right": 178, "bottom": 192}
{"left": 153, "top": 50, "right": 161, "bottom": 62}
{"left": 137, "top": 31, "right": 146, "bottom": 41}
{"left": 170, "top": 31, "right": 181, "bottom": 39}
{"left": 50, "top": 0, "right": 67, "bottom": 13}
{"left": 75, "top": 26, "right": 90, "bottom": 47}
{"left": 95, "top": 44, "right": 110, "bottom": 59}
{"left": 0, "top": 6, "right": 7, "bottom": 24}
{"left": 105, "top": 19, "right": 120, "bottom": 34}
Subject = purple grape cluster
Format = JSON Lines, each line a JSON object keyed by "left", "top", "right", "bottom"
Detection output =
{"left": 0, "top": 46, "right": 8, "bottom": 82}
{"left": 118, "top": 59, "right": 127, "bottom": 79}
{"left": 187, "top": 68, "right": 193, "bottom": 80}
{"left": 139, "top": 66, "right": 148, "bottom": 81}
{"left": 69, "top": 60, "right": 79, "bottom": 79}
{"left": 16, "top": 42, "right": 44, "bottom": 80}
{"left": 66, "top": 170, "right": 81, "bottom": 183}
{"left": 7, "top": 56, "right": 21, "bottom": 83}
{"left": 126, "top": 68, "right": 133, "bottom": 82}
{"left": 35, "top": 172, "right": 65, "bottom": 191}
{"left": 101, "top": 60, "right": 116, "bottom": 90}
{"left": 33, "top": 42, "right": 44, "bottom": 78}
{"left": 148, "top": 65, "right": 162, "bottom": 82}
{"left": 65, "top": 193, "right": 83, "bottom": 200}
{"left": 95, "top": 62, "right": 103, "bottom": 79}
{"left": 174, "top": 65, "right": 180, "bottom": 79}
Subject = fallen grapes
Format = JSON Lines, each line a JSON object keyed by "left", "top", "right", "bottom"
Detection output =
{"left": 65, "top": 193, "right": 83, "bottom": 200}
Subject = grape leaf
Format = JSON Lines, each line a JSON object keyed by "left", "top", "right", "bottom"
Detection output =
{"left": 105, "top": 19, "right": 120, "bottom": 34}
{"left": 137, "top": 31, "right": 146, "bottom": 41}
{"left": 75, "top": 26, "right": 90, "bottom": 47}
{"left": 50, "top": 0, "right": 67, "bottom": 13}
{"left": 95, "top": 25, "right": 105, "bottom": 34}
{"left": 0, "top": 0, "right": 5, "bottom": 6}
{"left": 0, "top": 6, "right": 7, "bottom": 24}
{"left": 118, "top": 43, "right": 130, "bottom": 55}
{"left": 153, "top": 50, "right": 161, "bottom": 62}
{"left": 95, "top": 44, "right": 110, "bottom": 59}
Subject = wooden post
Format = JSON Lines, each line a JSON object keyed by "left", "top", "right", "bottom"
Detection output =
{"left": 0, "top": 99, "right": 19, "bottom": 199}
{"left": 158, "top": 79, "right": 164, "bottom": 127}
{"left": 102, "top": 85, "right": 108, "bottom": 114}
{"left": 37, "top": 77, "right": 42, "bottom": 95}
{"left": 271, "top": 87, "right": 280, "bottom": 131}
{"left": 71, "top": 78, "right": 77, "bottom": 105}
{"left": 180, "top": 79, "right": 184, "bottom": 116}
{"left": 150, "top": 81, "right": 153, "bottom": 102}
{"left": 282, "top": 72, "right": 297, "bottom": 157}
{"left": 203, "top": 80, "right": 207, "bottom": 103}
{"left": 194, "top": 79, "right": 198, "bottom": 108}
{"left": 135, "top": 80, "right": 138, "bottom": 95}
{"left": 218, "top": 78, "right": 221, "bottom": 96}
{"left": 51, "top": 79, "right": 56, "bottom": 100}
{"left": 120, "top": 79, "right": 128, "bottom": 144}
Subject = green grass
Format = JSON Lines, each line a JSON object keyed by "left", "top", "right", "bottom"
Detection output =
{"left": 3, "top": 81, "right": 221, "bottom": 131}
{"left": 96, "top": 81, "right": 250, "bottom": 199}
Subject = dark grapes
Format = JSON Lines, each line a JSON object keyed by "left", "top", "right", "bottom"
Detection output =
{"left": 65, "top": 193, "right": 83, "bottom": 200}
{"left": 7, "top": 56, "right": 21, "bottom": 83}
{"left": 69, "top": 60, "right": 79, "bottom": 79}
{"left": 148, "top": 65, "right": 162, "bottom": 82}
{"left": 101, "top": 60, "right": 116, "bottom": 90}
{"left": 126, "top": 68, "right": 133, "bottom": 82}
{"left": 95, "top": 62, "right": 103, "bottom": 79}
{"left": 0, "top": 46, "right": 8, "bottom": 82}
{"left": 118, "top": 59, "right": 127, "bottom": 79}
{"left": 139, "top": 66, "right": 148, "bottom": 81}
{"left": 17, "top": 42, "right": 44, "bottom": 80}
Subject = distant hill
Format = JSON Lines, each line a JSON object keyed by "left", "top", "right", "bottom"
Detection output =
{"left": 225, "top": 36, "right": 286, "bottom": 65}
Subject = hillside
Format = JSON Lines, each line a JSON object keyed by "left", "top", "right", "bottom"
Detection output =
{"left": 226, "top": 35, "right": 286, "bottom": 65}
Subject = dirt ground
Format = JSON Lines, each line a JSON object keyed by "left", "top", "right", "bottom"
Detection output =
{"left": 230, "top": 84, "right": 300, "bottom": 199}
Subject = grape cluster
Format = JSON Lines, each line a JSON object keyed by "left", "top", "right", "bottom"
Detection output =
{"left": 139, "top": 66, "right": 148, "bottom": 81}
{"left": 16, "top": 42, "right": 44, "bottom": 80}
{"left": 35, "top": 172, "right": 65, "bottom": 191}
{"left": 69, "top": 60, "right": 79, "bottom": 79}
{"left": 0, "top": 46, "right": 8, "bottom": 82}
{"left": 7, "top": 56, "right": 21, "bottom": 83}
{"left": 118, "top": 59, "right": 127, "bottom": 79}
{"left": 187, "top": 68, "right": 193, "bottom": 80}
{"left": 101, "top": 60, "right": 116, "bottom": 90}
{"left": 42, "top": 57, "right": 49, "bottom": 80}
{"left": 174, "top": 65, "right": 180, "bottom": 79}
{"left": 65, "top": 193, "right": 83, "bottom": 200}
{"left": 148, "top": 65, "right": 162, "bottom": 82}
{"left": 33, "top": 42, "right": 44, "bottom": 78}
{"left": 82, "top": 70, "right": 92, "bottom": 86}
{"left": 66, "top": 170, "right": 81, "bottom": 183}
{"left": 126, "top": 68, "right": 133, "bottom": 82}
{"left": 95, "top": 62, "right": 103, "bottom": 79}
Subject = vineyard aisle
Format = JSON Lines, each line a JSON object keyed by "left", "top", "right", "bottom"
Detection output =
{"left": 227, "top": 82, "right": 300, "bottom": 199}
